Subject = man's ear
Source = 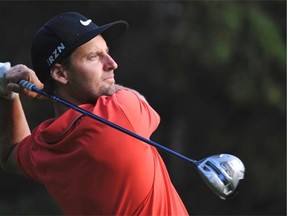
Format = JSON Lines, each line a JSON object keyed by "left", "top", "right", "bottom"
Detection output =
{"left": 50, "top": 63, "right": 68, "bottom": 84}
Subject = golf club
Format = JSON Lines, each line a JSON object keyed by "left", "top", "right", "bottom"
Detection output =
{"left": 18, "top": 80, "right": 245, "bottom": 200}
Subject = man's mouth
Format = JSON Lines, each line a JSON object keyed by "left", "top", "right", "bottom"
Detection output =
{"left": 103, "top": 76, "right": 115, "bottom": 83}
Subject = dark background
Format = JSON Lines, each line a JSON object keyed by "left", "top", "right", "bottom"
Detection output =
{"left": 0, "top": 1, "right": 286, "bottom": 215}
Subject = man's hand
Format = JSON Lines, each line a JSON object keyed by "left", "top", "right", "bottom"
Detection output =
{"left": 4, "top": 64, "right": 45, "bottom": 99}
{"left": 0, "top": 62, "right": 18, "bottom": 100}
{"left": 0, "top": 63, "right": 39, "bottom": 174}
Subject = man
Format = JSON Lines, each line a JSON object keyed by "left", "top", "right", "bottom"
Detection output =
{"left": 0, "top": 12, "right": 188, "bottom": 215}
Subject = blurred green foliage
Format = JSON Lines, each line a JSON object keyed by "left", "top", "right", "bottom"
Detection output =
{"left": 0, "top": 1, "right": 286, "bottom": 215}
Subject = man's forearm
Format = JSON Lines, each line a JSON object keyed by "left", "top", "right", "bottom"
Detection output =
{"left": 0, "top": 95, "right": 30, "bottom": 170}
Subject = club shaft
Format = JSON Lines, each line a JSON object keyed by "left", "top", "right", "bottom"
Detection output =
{"left": 19, "top": 80, "right": 198, "bottom": 165}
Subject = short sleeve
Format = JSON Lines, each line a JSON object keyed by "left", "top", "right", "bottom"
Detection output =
{"left": 97, "top": 89, "right": 160, "bottom": 138}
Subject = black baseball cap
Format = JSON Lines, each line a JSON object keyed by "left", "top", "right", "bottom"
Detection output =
{"left": 31, "top": 12, "right": 128, "bottom": 83}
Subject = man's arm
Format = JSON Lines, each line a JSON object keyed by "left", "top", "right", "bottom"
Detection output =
{"left": 114, "top": 84, "right": 147, "bottom": 102}
{"left": 0, "top": 95, "right": 29, "bottom": 174}
{"left": 0, "top": 63, "right": 44, "bottom": 175}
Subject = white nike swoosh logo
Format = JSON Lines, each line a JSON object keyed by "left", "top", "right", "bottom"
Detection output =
{"left": 80, "top": 19, "right": 92, "bottom": 26}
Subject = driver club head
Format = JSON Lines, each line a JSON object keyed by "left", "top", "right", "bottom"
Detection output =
{"left": 196, "top": 154, "right": 245, "bottom": 200}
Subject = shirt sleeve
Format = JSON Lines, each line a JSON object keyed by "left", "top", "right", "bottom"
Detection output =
{"left": 97, "top": 89, "right": 160, "bottom": 138}
{"left": 117, "top": 89, "right": 160, "bottom": 137}
{"left": 15, "top": 133, "right": 41, "bottom": 182}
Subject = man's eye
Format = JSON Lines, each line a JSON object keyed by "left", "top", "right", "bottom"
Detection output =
{"left": 89, "top": 55, "right": 99, "bottom": 60}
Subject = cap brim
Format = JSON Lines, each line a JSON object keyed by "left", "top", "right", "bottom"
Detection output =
{"left": 100, "top": 20, "right": 129, "bottom": 42}
{"left": 71, "top": 20, "right": 128, "bottom": 50}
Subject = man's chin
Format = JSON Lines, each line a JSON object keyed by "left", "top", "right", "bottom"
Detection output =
{"left": 101, "top": 85, "right": 116, "bottom": 96}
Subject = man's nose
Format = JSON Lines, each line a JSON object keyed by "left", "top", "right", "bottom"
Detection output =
{"left": 103, "top": 54, "right": 118, "bottom": 71}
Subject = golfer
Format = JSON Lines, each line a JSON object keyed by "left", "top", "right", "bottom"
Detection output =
{"left": 0, "top": 12, "right": 188, "bottom": 215}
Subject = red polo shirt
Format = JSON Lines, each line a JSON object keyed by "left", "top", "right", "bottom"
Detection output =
{"left": 16, "top": 89, "right": 188, "bottom": 215}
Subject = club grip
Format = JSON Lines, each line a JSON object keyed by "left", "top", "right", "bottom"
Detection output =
{"left": 18, "top": 80, "right": 36, "bottom": 91}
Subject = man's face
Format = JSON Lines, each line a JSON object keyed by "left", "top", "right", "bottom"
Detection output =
{"left": 64, "top": 35, "right": 118, "bottom": 103}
